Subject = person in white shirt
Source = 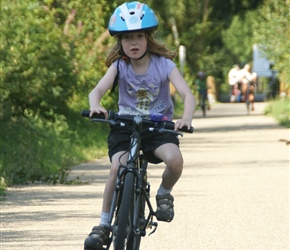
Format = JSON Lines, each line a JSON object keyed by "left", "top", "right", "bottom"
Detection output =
{"left": 228, "top": 64, "right": 242, "bottom": 102}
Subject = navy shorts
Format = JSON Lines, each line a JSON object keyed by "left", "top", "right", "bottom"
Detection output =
{"left": 107, "top": 126, "right": 179, "bottom": 164}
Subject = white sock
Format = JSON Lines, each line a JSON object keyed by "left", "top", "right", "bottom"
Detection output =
{"left": 157, "top": 184, "right": 172, "bottom": 196}
{"left": 100, "top": 212, "right": 110, "bottom": 227}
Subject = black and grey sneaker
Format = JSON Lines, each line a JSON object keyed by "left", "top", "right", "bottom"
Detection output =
{"left": 84, "top": 225, "right": 110, "bottom": 250}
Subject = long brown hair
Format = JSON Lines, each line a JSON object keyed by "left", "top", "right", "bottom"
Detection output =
{"left": 105, "top": 32, "right": 177, "bottom": 67}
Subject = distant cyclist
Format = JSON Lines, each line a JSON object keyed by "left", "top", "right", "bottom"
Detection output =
{"left": 240, "top": 63, "right": 257, "bottom": 111}
{"left": 195, "top": 71, "right": 210, "bottom": 110}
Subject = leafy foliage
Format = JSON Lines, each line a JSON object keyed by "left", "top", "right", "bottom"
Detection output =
{"left": 222, "top": 11, "right": 257, "bottom": 64}
{"left": 252, "top": 0, "right": 290, "bottom": 85}
{"left": 1, "top": 1, "right": 75, "bottom": 120}
{"left": 0, "top": 0, "right": 112, "bottom": 186}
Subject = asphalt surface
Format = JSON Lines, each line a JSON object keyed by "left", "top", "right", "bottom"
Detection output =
{"left": 1, "top": 102, "right": 289, "bottom": 250}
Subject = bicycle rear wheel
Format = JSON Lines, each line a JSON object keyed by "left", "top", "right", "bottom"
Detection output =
{"left": 201, "top": 97, "right": 206, "bottom": 117}
{"left": 246, "top": 99, "right": 250, "bottom": 114}
{"left": 114, "top": 171, "right": 135, "bottom": 250}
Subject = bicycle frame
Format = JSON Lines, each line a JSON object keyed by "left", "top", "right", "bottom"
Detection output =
{"left": 107, "top": 116, "right": 158, "bottom": 250}
{"left": 81, "top": 110, "right": 193, "bottom": 250}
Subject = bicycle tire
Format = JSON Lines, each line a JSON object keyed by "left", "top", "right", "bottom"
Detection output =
{"left": 246, "top": 86, "right": 250, "bottom": 115}
{"left": 130, "top": 174, "right": 147, "bottom": 250}
{"left": 127, "top": 160, "right": 147, "bottom": 250}
{"left": 202, "top": 105, "right": 206, "bottom": 117}
{"left": 114, "top": 171, "right": 135, "bottom": 250}
{"left": 246, "top": 99, "right": 250, "bottom": 114}
{"left": 201, "top": 97, "right": 206, "bottom": 117}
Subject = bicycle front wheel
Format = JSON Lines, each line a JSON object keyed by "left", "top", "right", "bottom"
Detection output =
{"left": 245, "top": 87, "right": 250, "bottom": 115}
{"left": 114, "top": 171, "right": 135, "bottom": 250}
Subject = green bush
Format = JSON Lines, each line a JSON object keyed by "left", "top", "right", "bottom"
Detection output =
{"left": 2, "top": 115, "right": 67, "bottom": 185}
{"left": 0, "top": 110, "right": 109, "bottom": 188}
{"left": 0, "top": 0, "right": 110, "bottom": 192}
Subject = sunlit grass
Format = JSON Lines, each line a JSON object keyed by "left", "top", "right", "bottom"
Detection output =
{"left": 264, "top": 98, "right": 290, "bottom": 128}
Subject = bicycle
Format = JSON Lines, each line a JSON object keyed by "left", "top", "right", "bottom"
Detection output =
{"left": 81, "top": 110, "right": 193, "bottom": 250}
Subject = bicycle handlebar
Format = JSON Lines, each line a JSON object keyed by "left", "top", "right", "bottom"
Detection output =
{"left": 81, "top": 110, "right": 194, "bottom": 133}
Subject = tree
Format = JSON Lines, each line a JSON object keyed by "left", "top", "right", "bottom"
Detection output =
{"left": 222, "top": 11, "right": 257, "bottom": 65}
{"left": 0, "top": 1, "right": 75, "bottom": 120}
{"left": 253, "top": 0, "right": 289, "bottom": 86}
{"left": 0, "top": 0, "right": 118, "bottom": 185}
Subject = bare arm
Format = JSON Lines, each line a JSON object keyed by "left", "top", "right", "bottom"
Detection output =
{"left": 169, "top": 67, "right": 196, "bottom": 130}
{"left": 89, "top": 65, "right": 118, "bottom": 117}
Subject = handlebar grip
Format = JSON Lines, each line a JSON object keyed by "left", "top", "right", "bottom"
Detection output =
{"left": 162, "top": 121, "right": 194, "bottom": 133}
{"left": 81, "top": 110, "right": 106, "bottom": 119}
{"left": 81, "top": 110, "right": 90, "bottom": 117}
{"left": 179, "top": 126, "right": 194, "bottom": 133}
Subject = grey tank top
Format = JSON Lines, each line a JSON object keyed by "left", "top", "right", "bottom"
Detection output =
{"left": 113, "top": 54, "right": 176, "bottom": 120}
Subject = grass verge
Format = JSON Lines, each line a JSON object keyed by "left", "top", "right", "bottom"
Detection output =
{"left": 264, "top": 98, "right": 290, "bottom": 128}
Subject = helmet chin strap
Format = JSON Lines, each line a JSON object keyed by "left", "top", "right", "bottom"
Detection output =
{"left": 119, "top": 47, "right": 148, "bottom": 60}
{"left": 135, "top": 50, "right": 148, "bottom": 60}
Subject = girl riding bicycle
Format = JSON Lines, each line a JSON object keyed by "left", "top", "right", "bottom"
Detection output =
{"left": 84, "top": 2, "right": 196, "bottom": 249}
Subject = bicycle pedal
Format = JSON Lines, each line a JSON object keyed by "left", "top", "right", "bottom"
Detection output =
{"left": 148, "top": 222, "right": 158, "bottom": 236}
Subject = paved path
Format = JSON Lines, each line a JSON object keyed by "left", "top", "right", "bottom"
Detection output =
{"left": 1, "top": 102, "right": 289, "bottom": 250}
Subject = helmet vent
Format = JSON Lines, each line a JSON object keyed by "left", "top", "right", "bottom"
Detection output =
{"left": 119, "top": 13, "right": 125, "bottom": 21}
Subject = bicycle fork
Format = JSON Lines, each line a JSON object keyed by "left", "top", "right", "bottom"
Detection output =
{"left": 132, "top": 159, "right": 158, "bottom": 238}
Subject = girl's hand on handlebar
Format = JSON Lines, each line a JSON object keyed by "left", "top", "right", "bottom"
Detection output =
{"left": 90, "top": 106, "right": 108, "bottom": 119}
{"left": 174, "top": 119, "right": 192, "bottom": 131}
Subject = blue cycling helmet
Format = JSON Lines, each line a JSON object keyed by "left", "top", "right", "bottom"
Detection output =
{"left": 108, "top": 2, "right": 159, "bottom": 36}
